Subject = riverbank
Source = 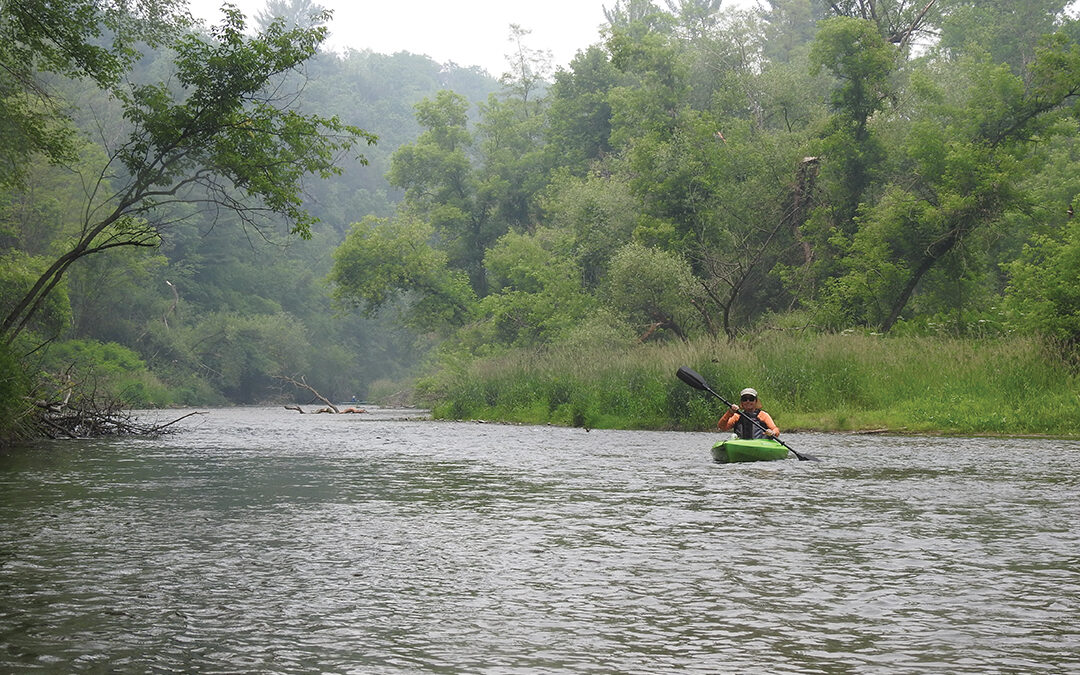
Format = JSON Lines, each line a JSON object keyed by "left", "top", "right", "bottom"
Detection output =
{"left": 417, "top": 333, "right": 1080, "bottom": 438}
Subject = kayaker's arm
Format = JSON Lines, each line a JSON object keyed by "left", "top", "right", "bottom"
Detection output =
{"left": 758, "top": 411, "right": 780, "bottom": 438}
{"left": 717, "top": 408, "right": 739, "bottom": 431}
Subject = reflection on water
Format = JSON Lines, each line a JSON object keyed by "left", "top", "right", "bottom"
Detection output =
{"left": 1, "top": 407, "right": 1078, "bottom": 673}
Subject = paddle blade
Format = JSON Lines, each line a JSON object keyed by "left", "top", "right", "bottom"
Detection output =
{"left": 676, "top": 366, "right": 709, "bottom": 391}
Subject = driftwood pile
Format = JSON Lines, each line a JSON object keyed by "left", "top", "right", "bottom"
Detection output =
{"left": 32, "top": 398, "right": 202, "bottom": 439}
{"left": 20, "top": 367, "right": 202, "bottom": 441}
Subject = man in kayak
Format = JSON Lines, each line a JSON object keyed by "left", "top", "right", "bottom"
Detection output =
{"left": 718, "top": 388, "right": 780, "bottom": 439}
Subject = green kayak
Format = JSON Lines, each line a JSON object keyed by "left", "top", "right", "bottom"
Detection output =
{"left": 711, "top": 437, "right": 790, "bottom": 463}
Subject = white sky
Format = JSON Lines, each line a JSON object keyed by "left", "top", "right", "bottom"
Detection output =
{"left": 186, "top": 0, "right": 758, "bottom": 76}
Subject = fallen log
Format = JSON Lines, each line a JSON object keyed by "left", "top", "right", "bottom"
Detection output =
{"left": 276, "top": 375, "right": 339, "bottom": 413}
{"left": 277, "top": 376, "right": 368, "bottom": 414}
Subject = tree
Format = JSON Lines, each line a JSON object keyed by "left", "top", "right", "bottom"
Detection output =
{"left": 760, "top": 0, "right": 820, "bottom": 64}
{"left": 665, "top": 0, "right": 723, "bottom": 40}
{"left": 822, "top": 0, "right": 941, "bottom": 50}
{"left": 606, "top": 13, "right": 687, "bottom": 148}
{"left": 474, "top": 229, "right": 595, "bottom": 348}
{"left": 386, "top": 91, "right": 489, "bottom": 290}
{"left": 604, "top": 0, "right": 671, "bottom": 31}
{"left": 254, "top": 0, "right": 327, "bottom": 30}
{"left": 475, "top": 94, "right": 548, "bottom": 232}
{"left": 499, "top": 24, "right": 552, "bottom": 116}
{"left": 791, "top": 15, "right": 897, "bottom": 303}
{"left": 808, "top": 15, "right": 895, "bottom": 225}
{"left": 540, "top": 168, "right": 640, "bottom": 288}
{"left": 183, "top": 311, "right": 311, "bottom": 403}
{"left": 0, "top": 7, "right": 374, "bottom": 345}
{"left": 826, "top": 33, "right": 1080, "bottom": 332}
{"left": 329, "top": 215, "right": 477, "bottom": 334}
{"left": 810, "top": 17, "right": 896, "bottom": 133}
{"left": 606, "top": 242, "right": 698, "bottom": 341}
{"left": 0, "top": 0, "right": 187, "bottom": 188}
{"left": 1004, "top": 215, "right": 1080, "bottom": 345}
{"left": 479, "top": 26, "right": 553, "bottom": 232}
{"left": 937, "top": 0, "right": 1072, "bottom": 72}
{"left": 544, "top": 46, "right": 621, "bottom": 172}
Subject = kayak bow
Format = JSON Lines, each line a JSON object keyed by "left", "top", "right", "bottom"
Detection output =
{"left": 711, "top": 437, "right": 789, "bottom": 463}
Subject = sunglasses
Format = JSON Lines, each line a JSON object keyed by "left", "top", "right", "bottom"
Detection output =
{"left": 741, "top": 395, "right": 757, "bottom": 402}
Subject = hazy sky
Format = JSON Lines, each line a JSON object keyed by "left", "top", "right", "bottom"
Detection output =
{"left": 186, "top": 0, "right": 758, "bottom": 76}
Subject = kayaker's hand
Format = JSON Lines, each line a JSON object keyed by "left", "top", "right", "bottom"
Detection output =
{"left": 730, "top": 404, "right": 739, "bottom": 412}
{"left": 764, "top": 428, "right": 775, "bottom": 437}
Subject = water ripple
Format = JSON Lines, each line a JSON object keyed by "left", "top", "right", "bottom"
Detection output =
{"left": 1, "top": 409, "right": 1078, "bottom": 673}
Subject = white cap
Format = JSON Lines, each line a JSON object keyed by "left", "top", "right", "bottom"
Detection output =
{"left": 740, "top": 388, "right": 758, "bottom": 398}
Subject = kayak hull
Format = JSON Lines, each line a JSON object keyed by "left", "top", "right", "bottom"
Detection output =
{"left": 711, "top": 438, "right": 789, "bottom": 463}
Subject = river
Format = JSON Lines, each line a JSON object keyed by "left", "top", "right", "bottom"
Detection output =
{"left": 1, "top": 406, "right": 1078, "bottom": 673}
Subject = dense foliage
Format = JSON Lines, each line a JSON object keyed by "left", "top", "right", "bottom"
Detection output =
{"left": 3, "top": 0, "right": 1080, "bottom": 441}
{"left": 332, "top": 0, "right": 1080, "bottom": 357}
{"left": 0, "top": 0, "right": 500, "bottom": 435}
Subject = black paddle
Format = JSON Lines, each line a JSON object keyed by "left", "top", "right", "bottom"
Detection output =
{"left": 676, "top": 366, "right": 819, "bottom": 462}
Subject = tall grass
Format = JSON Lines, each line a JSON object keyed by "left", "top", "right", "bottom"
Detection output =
{"left": 418, "top": 333, "right": 1080, "bottom": 437}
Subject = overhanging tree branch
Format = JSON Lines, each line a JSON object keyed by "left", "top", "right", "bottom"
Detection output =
{"left": 1, "top": 8, "right": 376, "bottom": 346}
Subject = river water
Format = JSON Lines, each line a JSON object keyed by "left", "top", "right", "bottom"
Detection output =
{"left": 1, "top": 406, "right": 1078, "bottom": 673}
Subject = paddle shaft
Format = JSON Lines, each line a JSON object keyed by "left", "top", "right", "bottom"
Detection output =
{"left": 676, "top": 366, "right": 818, "bottom": 462}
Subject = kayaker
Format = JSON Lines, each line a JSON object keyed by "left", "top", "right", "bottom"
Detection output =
{"left": 718, "top": 388, "right": 780, "bottom": 439}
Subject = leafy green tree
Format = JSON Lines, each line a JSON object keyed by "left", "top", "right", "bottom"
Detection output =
{"left": 825, "top": 33, "right": 1080, "bottom": 332}
{"left": 810, "top": 17, "right": 896, "bottom": 131}
{"left": 499, "top": 24, "right": 551, "bottom": 116}
{"left": 329, "top": 215, "right": 477, "bottom": 333}
{"left": 807, "top": 16, "right": 896, "bottom": 230}
{"left": 0, "top": 0, "right": 186, "bottom": 188}
{"left": 540, "top": 168, "right": 641, "bottom": 287}
{"left": 476, "top": 26, "right": 556, "bottom": 232}
{"left": 1004, "top": 216, "right": 1080, "bottom": 345}
{"left": 67, "top": 246, "right": 170, "bottom": 344}
{"left": 937, "top": 0, "right": 1072, "bottom": 72}
{"left": 254, "top": 0, "right": 326, "bottom": 30}
{"left": 387, "top": 90, "right": 493, "bottom": 291}
{"left": 183, "top": 311, "right": 310, "bottom": 403}
{"left": 604, "top": 0, "right": 672, "bottom": 31}
{"left": 475, "top": 93, "right": 547, "bottom": 232}
{"left": 606, "top": 15, "right": 686, "bottom": 148}
{"left": 544, "top": 46, "right": 621, "bottom": 172}
{"left": 389, "top": 75, "right": 552, "bottom": 298}
{"left": 606, "top": 242, "right": 698, "bottom": 341}
{"left": 663, "top": 0, "right": 723, "bottom": 40}
{"left": 1, "top": 152, "right": 97, "bottom": 250}
{"left": 760, "top": 0, "right": 820, "bottom": 64}
{"left": 0, "top": 7, "right": 374, "bottom": 346}
{"left": 472, "top": 229, "right": 595, "bottom": 348}
{"left": 0, "top": 251, "right": 71, "bottom": 340}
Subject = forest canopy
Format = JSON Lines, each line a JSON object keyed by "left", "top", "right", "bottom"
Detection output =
{"left": 333, "top": 0, "right": 1080, "bottom": 347}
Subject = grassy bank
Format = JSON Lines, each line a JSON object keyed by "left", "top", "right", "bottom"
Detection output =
{"left": 418, "top": 334, "right": 1080, "bottom": 437}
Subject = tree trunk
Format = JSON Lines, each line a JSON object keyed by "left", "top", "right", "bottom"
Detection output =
{"left": 881, "top": 228, "right": 960, "bottom": 333}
